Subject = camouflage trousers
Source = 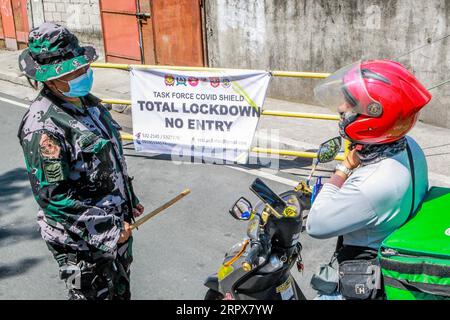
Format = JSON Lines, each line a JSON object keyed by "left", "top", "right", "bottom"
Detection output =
{"left": 46, "top": 237, "right": 133, "bottom": 300}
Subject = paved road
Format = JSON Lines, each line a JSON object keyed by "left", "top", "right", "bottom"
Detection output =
{"left": 0, "top": 92, "right": 336, "bottom": 300}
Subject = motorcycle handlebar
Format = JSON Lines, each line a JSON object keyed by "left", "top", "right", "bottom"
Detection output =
{"left": 242, "top": 241, "right": 262, "bottom": 271}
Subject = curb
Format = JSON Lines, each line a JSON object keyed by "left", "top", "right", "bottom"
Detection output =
{"left": 110, "top": 103, "right": 132, "bottom": 115}
{"left": 0, "top": 70, "right": 30, "bottom": 87}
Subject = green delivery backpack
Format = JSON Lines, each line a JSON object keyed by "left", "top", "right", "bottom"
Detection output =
{"left": 379, "top": 186, "right": 450, "bottom": 300}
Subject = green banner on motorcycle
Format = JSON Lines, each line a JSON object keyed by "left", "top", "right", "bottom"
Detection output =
{"left": 379, "top": 187, "right": 450, "bottom": 300}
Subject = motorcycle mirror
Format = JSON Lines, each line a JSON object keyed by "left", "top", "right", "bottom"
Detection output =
{"left": 229, "top": 197, "right": 253, "bottom": 221}
{"left": 306, "top": 136, "right": 342, "bottom": 185}
{"left": 317, "top": 136, "right": 342, "bottom": 163}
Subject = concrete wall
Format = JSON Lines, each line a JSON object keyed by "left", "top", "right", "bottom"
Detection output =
{"left": 27, "top": 0, "right": 104, "bottom": 59}
{"left": 205, "top": 0, "right": 450, "bottom": 128}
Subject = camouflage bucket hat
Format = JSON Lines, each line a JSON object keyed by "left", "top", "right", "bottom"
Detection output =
{"left": 18, "top": 22, "right": 98, "bottom": 82}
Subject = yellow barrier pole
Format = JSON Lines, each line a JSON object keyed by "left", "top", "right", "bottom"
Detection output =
{"left": 251, "top": 147, "right": 345, "bottom": 161}
{"left": 121, "top": 132, "right": 134, "bottom": 141}
{"left": 92, "top": 63, "right": 256, "bottom": 73}
{"left": 91, "top": 62, "right": 331, "bottom": 79}
{"left": 92, "top": 61, "right": 348, "bottom": 160}
{"left": 262, "top": 110, "right": 340, "bottom": 121}
{"left": 271, "top": 70, "right": 330, "bottom": 79}
{"left": 114, "top": 106, "right": 348, "bottom": 158}
{"left": 100, "top": 98, "right": 340, "bottom": 121}
{"left": 90, "top": 63, "right": 130, "bottom": 70}
{"left": 101, "top": 98, "right": 132, "bottom": 105}
{"left": 344, "top": 139, "right": 351, "bottom": 157}
{"left": 120, "top": 132, "right": 344, "bottom": 161}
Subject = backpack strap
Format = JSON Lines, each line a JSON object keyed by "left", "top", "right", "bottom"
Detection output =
{"left": 335, "top": 235, "right": 344, "bottom": 252}
{"left": 405, "top": 141, "right": 416, "bottom": 220}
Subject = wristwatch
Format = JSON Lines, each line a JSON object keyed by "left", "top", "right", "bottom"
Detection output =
{"left": 335, "top": 163, "right": 353, "bottom": 176}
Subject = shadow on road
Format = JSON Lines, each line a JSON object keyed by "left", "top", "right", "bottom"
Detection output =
{"left": 0, "top": 167, "right": 40, "bottom": 246}
{"left": 0, "top": 224, "right": 41, "bottom": 246}
{"left": 0, "top": 167, "right": 32, "bottom": 215}
{"left": 0, "top": 257, "right": 45, "bottom": 280}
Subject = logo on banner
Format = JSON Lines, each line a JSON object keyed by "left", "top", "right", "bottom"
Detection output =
{"left": 199, "top": 77, "right": 209, "bottom": 88}
{"left": 188, "top": 77, "right": 199, "bottom": 87}
{"left": 210, "top": 77, "right": 220, "bottom": 88}
{"left": 135, "top": 132, "right": 142, "bottom": 145}
{"left": 164, "top": 74, "right": 175, "bottom": 86}
{"left": 176, "top": 76, "right": 187, "bottom": 86}
{"left": 221, "top": 78, "right": 231, "bottom": 88}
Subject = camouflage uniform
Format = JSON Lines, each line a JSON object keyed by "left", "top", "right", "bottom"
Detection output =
{"left": 18, "top": 87, "right": 139, "bottom": 300}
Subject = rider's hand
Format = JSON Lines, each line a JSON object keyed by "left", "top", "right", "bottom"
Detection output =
{"left": 118, "top": 222, "right": 132, "bottom": 244}
{"left": 334, "top": 149, "right": 360, "bottom": 180}
{"left": 133, "top": 203, "right": 145, "bottom": 218}
{"left": 343, "top": 149, "right": 361, "bottom": 170}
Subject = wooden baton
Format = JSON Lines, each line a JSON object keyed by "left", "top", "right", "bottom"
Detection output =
{"left": 130, "top": 189, "right": 191, "bottom": 230}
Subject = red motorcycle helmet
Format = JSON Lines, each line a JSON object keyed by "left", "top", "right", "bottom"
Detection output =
{"left": 314, "top": 60, "right": 432, "bottom": 144}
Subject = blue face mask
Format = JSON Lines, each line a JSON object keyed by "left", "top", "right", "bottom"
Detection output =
{"left": 61, "top": 68, "right": 94, "bottom": 98}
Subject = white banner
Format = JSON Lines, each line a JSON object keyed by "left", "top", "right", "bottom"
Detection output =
{"left": 130, "top": 68, "right": 271, "bottom": 162}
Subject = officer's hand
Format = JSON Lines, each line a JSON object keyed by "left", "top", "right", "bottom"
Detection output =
{"left": 133, "top": 203, "right": 145, "bottom": 218}
{"left": 118, "top": 222, "right": 132, "bottom": 244}
{"left": 343, "top": 149, "right": 361, "bottom": 170}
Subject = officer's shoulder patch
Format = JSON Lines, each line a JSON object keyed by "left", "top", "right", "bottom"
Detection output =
{"left": 39, "top": 133, "right": 61, "bottom": 159}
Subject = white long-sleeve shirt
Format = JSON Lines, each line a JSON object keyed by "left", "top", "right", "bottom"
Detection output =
{"left": 306, "top": 136, "right": 429, "bottom": 249}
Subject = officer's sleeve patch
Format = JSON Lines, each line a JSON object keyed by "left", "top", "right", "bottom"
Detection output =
{"left": 43, "top": 161, "right": 65, "bottom": 183}
{"left": 78, "top": 132, "right": 98, "bottom": 149}
{"left": 39, "top": 133, "right": 61, "bottom": 159}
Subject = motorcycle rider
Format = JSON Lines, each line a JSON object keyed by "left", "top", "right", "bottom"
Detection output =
{"left": 306, "top": 60, "right": 431, "bottom": 299}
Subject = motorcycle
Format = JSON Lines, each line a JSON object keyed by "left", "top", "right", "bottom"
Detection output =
{"left": 204, "top": 137, "right": 342, "bottom": 300}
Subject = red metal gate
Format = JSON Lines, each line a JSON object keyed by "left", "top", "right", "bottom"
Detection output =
{"left": 99, "top": 0, "right": 204, "bottom": 66}
{"left": 0, "top": 0, "right": 29, "bottom": 49}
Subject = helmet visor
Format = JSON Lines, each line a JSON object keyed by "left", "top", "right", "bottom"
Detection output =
{"left": 314, "top": 61, "right": 381, "bottom": 117}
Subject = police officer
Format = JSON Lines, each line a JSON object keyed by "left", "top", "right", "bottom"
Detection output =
{"left": 17, "top": 22, "right": 144, "bottom": 300}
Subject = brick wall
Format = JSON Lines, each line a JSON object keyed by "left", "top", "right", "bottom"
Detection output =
{"left": 30, "top": 0, "right": 104, "bottom": 60}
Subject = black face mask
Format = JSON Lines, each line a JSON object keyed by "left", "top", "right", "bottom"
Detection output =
{"left": 338, "top": 112, "right": 358, "bottom": 141}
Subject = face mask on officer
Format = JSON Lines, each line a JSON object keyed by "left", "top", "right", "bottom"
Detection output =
{"left": 47, "top": 67, "right": 94, "bottom": 98}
